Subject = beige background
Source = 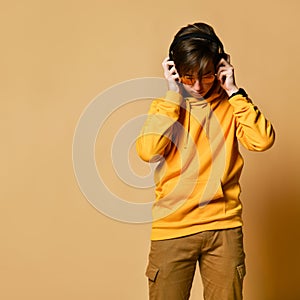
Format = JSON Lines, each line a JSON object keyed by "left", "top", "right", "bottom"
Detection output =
{"left": 1, "top": 0, "right": 300, "bottom": 299}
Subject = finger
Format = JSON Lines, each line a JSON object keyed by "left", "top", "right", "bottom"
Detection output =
{"left": 163, "top": 60, "right": 175, "bottom": 73}
{"left": 217, "top": 68, "right": 225, "bottom": 80}
{"left": 171, "top": 72, "right": 180, "bottom": 81}
{"left": 164, "top": 67, "right": 179, "bottom": 83}
{"left": 217, "top": 70, "right": 231, "bottom": 83}
{"left": 217, "top": 58, "right": 232, "bottom": 70}
{"left": 168, "top": 65, "right": 177, "bottom": 74}
{"left": 163, "top": 56, "right": 171, "bottom": 62}
{"left": 217, "top": 66, "right": 234, "bottom": 78}
{"left": 166, "top": 73, "right": 180, "bottom": 83}
{"left": 218, "top": 71, "right": 236, "bottom": 89}
{"left": 162, "top": 57, "right": 170, "bottom": 65}
{"left": 217, "top": 63, "right": 229, "bottom": 71}
{"left": 216, "top": 58, "right": 226, "bottom": 69}
{"left": 163, "top": 64, "right": 174, "bottom": 75}
{"left": 162, "top": 57, "right": 174, "bottom": 66}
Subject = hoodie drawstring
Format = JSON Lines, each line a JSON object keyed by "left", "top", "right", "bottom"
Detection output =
{"left": 184, "top": 98, "right": 211, "bottom": 149}
{"left": 184, "top": 99, "right": 191, "bottom": 149}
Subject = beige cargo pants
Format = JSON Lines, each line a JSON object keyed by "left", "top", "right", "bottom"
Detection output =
{"left": 146, "top": 227, "right": 246, "bottom": 300}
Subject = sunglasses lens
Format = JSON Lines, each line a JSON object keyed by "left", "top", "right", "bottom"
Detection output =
{"left": 181, "top": 74, "right": 215, "bottom": 85}
{"left": 201, "top": 75, "right": 215, "bottom": 84}
{"left": 180, "top": 76, "right": 195, "bottom": 85}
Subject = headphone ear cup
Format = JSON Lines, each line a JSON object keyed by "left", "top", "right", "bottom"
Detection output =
{"left": 218, "top": 53, "right": 230, "bottom": 63}
{"left": 168, "top": 55, "right": 173, "bottom": 70}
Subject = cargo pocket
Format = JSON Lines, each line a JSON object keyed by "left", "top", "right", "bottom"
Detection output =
{"left": 145, "top": 263, "right": 159, "bottom": 282}
{"left": 236, "top": 264, "right": 246, "bottom": 281}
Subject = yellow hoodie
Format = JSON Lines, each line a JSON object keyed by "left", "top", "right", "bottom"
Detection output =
{"left": 136, "top": 87, "right": 275, "bottom": 241}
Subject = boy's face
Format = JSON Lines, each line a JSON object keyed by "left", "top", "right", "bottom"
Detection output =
{"left": 181, "top": 60, "right": 216, "bottom": 99}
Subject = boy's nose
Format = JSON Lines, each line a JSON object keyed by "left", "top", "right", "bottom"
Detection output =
{"left": 192, "top": 79, "right": 202, "bottom": 91}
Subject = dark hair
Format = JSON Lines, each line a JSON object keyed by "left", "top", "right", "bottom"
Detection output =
{"left": 169, "top": 23, "right": 226, "bottom": 77}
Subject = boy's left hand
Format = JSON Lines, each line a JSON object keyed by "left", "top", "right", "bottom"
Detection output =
{"left": 216, "top": 58, "right": 239, "bottom": 97}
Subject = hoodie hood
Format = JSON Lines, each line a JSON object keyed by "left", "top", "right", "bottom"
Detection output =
{"left": 182, "top": 85, "right": 227, "bottom": 148}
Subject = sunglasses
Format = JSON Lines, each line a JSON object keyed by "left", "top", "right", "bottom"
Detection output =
{"left": 180, "top": 73, "right": 216, "bottom": 85}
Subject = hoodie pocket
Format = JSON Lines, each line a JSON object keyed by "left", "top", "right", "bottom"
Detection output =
{"left": 198, "top": 179, "right": 224, "bottom": 205}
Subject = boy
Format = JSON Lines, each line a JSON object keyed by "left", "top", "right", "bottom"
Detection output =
{"left": 136, "top": 22, "right": 275, "bottom": 300}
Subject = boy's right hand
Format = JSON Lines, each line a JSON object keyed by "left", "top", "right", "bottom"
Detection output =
{"left": 162, "top": 57, "right": 180, "bottom": 93}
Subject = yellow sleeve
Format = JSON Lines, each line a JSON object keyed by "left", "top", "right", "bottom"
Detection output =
{"left": 229, "top": 94, "right": 275, "bottom": 151}
{"left": 136, "top": 90, "right": 182, "bottom": 162}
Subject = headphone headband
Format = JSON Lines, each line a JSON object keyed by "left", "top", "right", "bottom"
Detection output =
{"left": 169, "top": 32, "right": 224, "bottom": 60}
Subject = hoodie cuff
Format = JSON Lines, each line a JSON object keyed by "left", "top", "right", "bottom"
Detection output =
{"left": 228, "top": 88, "right": 248, "bottom": 99}
{"left": 228, "top": 92, "right": 253, "bottom": 112}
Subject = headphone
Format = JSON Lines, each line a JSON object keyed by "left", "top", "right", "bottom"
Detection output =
{"left": 168, "top": 32, "right": 228, "bottom": 62}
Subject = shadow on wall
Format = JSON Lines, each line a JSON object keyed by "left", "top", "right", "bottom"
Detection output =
{"left": 242, "top": 143, "right": 300, "bottom": 300}
{"left": 262, "top": 175, "right": 300, "bottom": 300}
